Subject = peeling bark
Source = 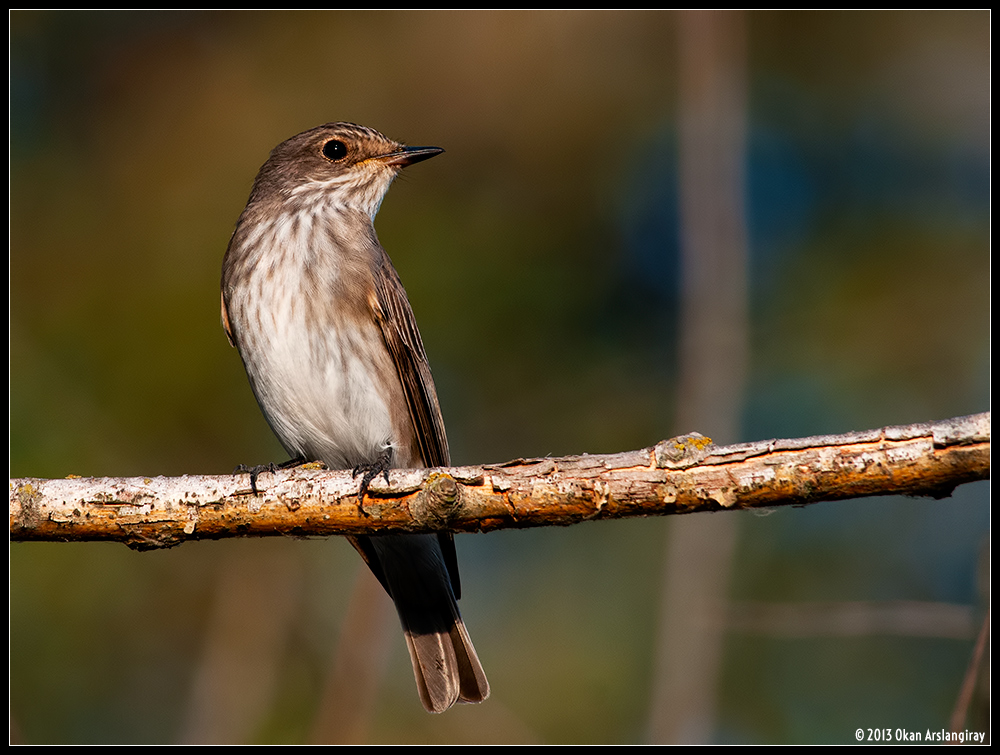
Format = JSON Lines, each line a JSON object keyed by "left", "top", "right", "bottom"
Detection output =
{"left": 9, "top": 413, "right": 990, "bottom": 551}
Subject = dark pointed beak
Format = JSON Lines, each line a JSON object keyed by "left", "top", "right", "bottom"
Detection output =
{"left": 377, "top": 146, "right": 444, "bottom": 167}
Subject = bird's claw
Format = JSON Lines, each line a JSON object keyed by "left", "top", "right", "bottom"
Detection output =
{"left": 352, "top": 449, "right": 393, "bottom": 505}
{"left": 234, "top": 462, "right": 277, "bottom": 495}
{"left": 234, "top": 456, "right": 308, "bottom": 495}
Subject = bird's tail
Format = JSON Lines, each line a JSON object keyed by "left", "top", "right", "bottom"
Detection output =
{"left": 353, "top": 533, "right": 489, "bottom": 713}
{"left": 404, "top": 604, "right": 490, "bottom": 713}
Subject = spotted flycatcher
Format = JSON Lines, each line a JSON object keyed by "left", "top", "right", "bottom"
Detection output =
{"left": 221, "top": 122, "right": 488, "bottom": 713}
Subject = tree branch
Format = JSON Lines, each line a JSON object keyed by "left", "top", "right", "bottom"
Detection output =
{"left": 9, "top": 413, "right": 990, "bottom": 551}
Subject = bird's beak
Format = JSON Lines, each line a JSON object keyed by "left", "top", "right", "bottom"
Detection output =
{"left": 376, "top": 146, "right": 444, "bottom": 168}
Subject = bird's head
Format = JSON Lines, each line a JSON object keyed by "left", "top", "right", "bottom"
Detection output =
{"left": 248, "top": 122, "right": 443, "bottom": 221}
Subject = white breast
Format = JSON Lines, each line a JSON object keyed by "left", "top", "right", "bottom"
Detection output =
{"left": 228, "top": 211, "right": 398, "bottom": 470}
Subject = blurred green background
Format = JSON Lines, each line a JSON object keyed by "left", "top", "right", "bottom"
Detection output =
{"left": 10, "top": 10, "right": 989, "bottom": 744}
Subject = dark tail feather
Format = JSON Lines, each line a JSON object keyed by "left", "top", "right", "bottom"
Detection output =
{"left": 358, "top": 533, "right": 489, "bottom": 713}
{"left": 450, "top": 616, "right": 490, "bottom": 704}
{"left": 405, "top": 617, "right": 489, "bottom": 713}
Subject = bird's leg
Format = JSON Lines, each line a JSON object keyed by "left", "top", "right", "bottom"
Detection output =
{"left": 235, "top": 456, "right": 308, "bottom": 495}
{"left": 352, "top": 447, "right": 393, "bottom": 503}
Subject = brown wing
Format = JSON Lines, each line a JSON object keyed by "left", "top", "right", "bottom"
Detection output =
{"left": 366, "top": 247, "right": 462, "bottom": 597}
{"left": 369, "top": 251, "right": 450, "bottom": 470}
{"left": 221, "top": 290, "right": 236, "bottom": 347}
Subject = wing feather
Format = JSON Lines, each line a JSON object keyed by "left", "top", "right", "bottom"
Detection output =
{"left": 368, "top": 248, "right": 461, "bottom": 597}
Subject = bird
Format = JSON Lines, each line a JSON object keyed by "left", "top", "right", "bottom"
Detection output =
{"left": 220, "top": 122, "right": 489, "bottom": 713}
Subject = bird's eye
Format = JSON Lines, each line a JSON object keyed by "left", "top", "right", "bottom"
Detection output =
{"left": 322, "top": 140, "right": 348, "bottom": 161}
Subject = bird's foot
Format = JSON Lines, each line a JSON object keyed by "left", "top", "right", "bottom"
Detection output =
{"left": 235, "top": 456, "right": 309, "bottom": 495}
{"left": 352, "top": 448, "right": 393, "bottom": 505}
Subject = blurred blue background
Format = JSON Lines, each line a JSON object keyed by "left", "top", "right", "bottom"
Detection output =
{"left": 10, "top": 10, "right": 989, "bottom": 744}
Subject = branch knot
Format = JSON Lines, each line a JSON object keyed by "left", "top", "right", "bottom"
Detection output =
{"left": 412, "top": 472, "right": 462, "bottom": 528}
